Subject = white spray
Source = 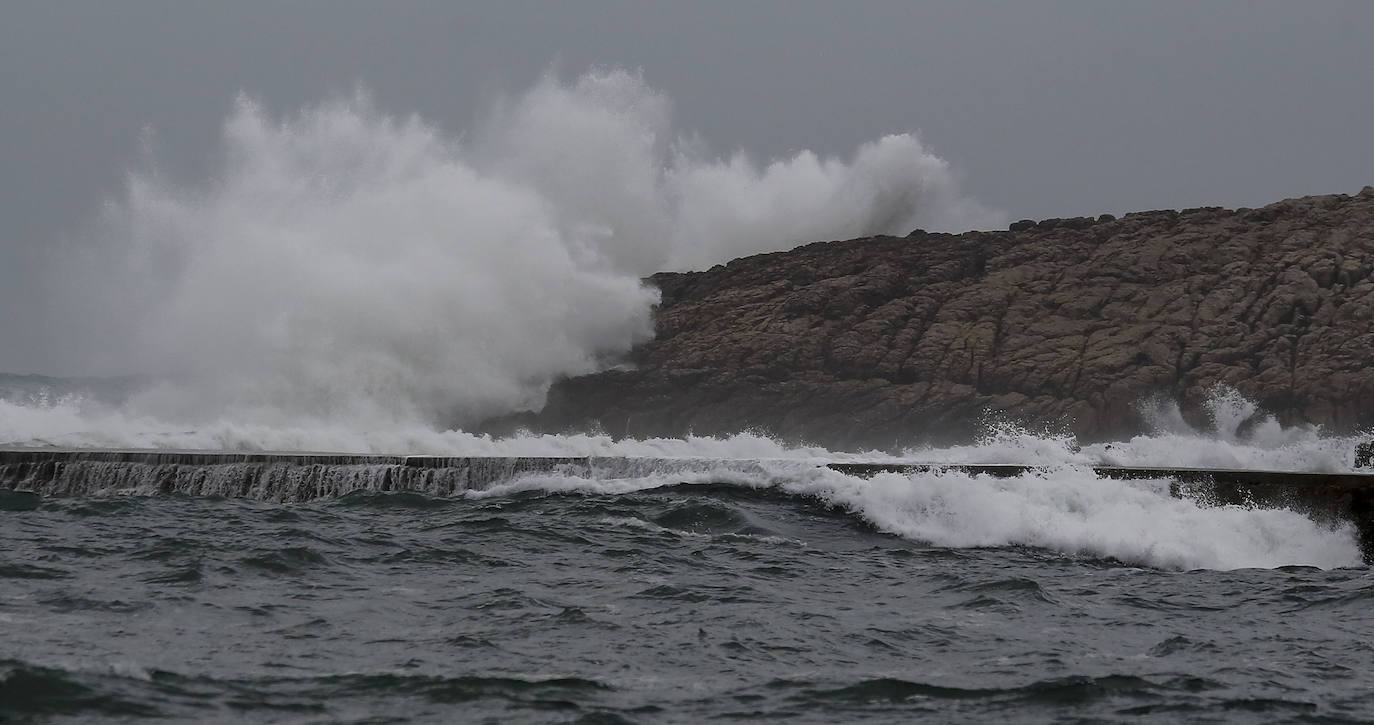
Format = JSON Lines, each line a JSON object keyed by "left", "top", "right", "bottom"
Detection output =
{"left": 5, "top": 69, "right": 1365, "bottom": 570}
{"left": 39, "top": 68, "right": 997, "bottom": 430}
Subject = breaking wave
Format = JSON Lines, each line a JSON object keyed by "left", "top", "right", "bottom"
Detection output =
{"left": 1, "top": 384, "right": 1362, "bottom": 473}
{"left": 485, "top": 465, "right": 1360, "bottom": 571}
{"left": 2, "top": 386, "right": 1366, "bottom": 571}
{"left": 34, "top": 67, "right": 999, "bottom": 431}
{"left": 3, "top": 64, "right": 1363, "bottom": 573}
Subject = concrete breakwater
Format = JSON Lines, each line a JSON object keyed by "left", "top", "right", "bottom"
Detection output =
{"left": 0, "top": 449, "right": 757, "bottom": 502}
{"left": 5, "top": 448, "right": 1374, "bottom": 561}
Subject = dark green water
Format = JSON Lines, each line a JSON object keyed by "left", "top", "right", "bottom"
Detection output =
{"left": 2, "top": 480, "right": 1372, "bottom": 723}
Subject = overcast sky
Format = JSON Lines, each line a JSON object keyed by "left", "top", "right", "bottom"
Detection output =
{"left": 3, "top": 1, "right": 1373, "bottom": 374}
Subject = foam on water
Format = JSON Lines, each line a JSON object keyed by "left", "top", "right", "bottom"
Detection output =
{"left": 907, "top": 388, "right": 1370, "bottom": 473}
{"left": 0, "top": 396, "right": 851, "bottom": 459}
{"left": 4, "top": 389, "right": 1363, "bottom": 570}
{"left": 790, "top": 466, "right": 1359, "bottom": 571}
{"left": 2, "top": 385, "right": 1365, "bottom": 470}
{"left": 466, "top": 460, "right": 1361, "bottom": 571}
{"left": 0, "top": 406, "right": 1366, "bottom": 571}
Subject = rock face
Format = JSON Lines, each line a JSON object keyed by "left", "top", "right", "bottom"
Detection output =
{"left": 514, "top": 188, "right": 1374, "bottom": 450}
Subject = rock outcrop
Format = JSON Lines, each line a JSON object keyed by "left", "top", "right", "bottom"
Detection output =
{"left": 507, "top": 188, "right": 1374, "bottom": 450}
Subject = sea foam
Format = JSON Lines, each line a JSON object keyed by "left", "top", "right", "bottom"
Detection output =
{"left": 466, "top": 461, "right": 1361, "bottom": 571}
{"left": 1, "top": 390, "right": 1365, "bottom": 571}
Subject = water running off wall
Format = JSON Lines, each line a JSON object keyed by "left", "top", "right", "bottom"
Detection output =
{"left": 0, "top": 451, "right": 761, "bottom": 501}
{"left": 2, "top": 448, "right": 1366, "bottom": 571}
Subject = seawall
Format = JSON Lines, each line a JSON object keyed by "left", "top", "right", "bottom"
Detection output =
{"left": 4, "top": 448, "right": 1374, "bottom": 561}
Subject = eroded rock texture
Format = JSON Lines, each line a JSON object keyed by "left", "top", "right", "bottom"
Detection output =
{"left": 522, "top": 188, "right": 1374, "bottom": 449}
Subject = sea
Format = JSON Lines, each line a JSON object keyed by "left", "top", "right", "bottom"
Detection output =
{"left": 2, "top": 378, "right": 1374, "bottom": 723}
{"left": 5, "top": 63, "right": 1372, "bottom": 722}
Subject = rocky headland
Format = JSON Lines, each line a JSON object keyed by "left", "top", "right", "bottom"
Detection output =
{"left": 499, "top": 187, "right": 1374, "bottom": 450}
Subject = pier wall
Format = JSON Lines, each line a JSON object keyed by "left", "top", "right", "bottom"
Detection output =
{"left": 5, "top": 449, "right": 1374, "bottom": 560}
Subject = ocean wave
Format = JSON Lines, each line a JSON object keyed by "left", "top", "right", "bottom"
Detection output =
{"left": 22, "top": 67, "right": 997, "bottom": 431}
{"left": 468, "top": 464, "right": 1360, "bottom": 571}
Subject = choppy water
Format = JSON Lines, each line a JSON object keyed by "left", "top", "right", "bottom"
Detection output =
{"left": 3, "top": 379, "right": 1373, "bottom": 721}
{"left": 3, "top": 471, "right": 1372, "bottom": 724}
{"left": 4, "top": 59, "right": 1371, "bottom": 721}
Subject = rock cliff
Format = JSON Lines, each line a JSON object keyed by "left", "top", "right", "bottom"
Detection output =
{"left": 505, "top": 188, "right": 1374, "bottom": 450}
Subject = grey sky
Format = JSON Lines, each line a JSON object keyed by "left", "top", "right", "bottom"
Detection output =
{"left": 2, "top": 1, "right": 1373, "bottom": 374}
